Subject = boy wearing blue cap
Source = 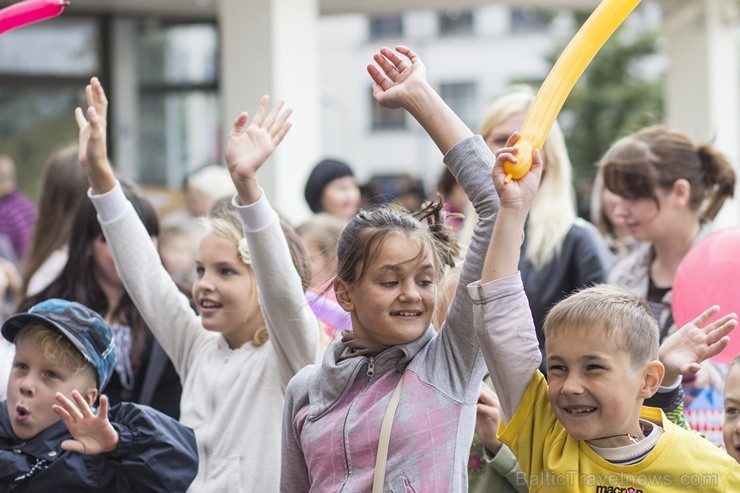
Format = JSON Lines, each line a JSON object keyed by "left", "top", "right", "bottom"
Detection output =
{"left": 1, "top": 299, "right": 198, "bottom": 492}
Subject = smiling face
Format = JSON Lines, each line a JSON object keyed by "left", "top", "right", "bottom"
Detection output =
{"left": 606, "top": 187, "right": 678, "bottom": 243}
{"left": 724, "top": 362, "right": 740, "bottom": 463}
{"left": 321, "top": 176, "right": 361, "bottom": 219}
{"left": 192, "top": 233, "right": 263, "bottom": 348}
{"left": 335, "top": 233, "right": 436, "bottom": 346}
{"left": 545, "top": 329, "right": 656, "bottom": 447}
{"left": 6, "top": 327, "right": 96, "bottom": 440}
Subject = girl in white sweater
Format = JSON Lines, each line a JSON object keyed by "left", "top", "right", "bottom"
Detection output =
{"left": 76, "top": 77, "right": 320, "bottom": 492}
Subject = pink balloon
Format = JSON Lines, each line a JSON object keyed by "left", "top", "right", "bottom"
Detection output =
{"left": 0, "top": 0, "right": 69, "bottom": 36}
{"left": 672, "top": 228, "right": 740, "bottom": 364}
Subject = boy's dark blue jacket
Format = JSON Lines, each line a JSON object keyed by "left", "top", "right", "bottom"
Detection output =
{"left": 0, "top": 401, "right": 198, "bottom": 492}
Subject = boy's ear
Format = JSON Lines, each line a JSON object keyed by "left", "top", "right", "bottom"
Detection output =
{"left": 84, "top": 388, "right": 99, "bottom": 407}
{"left": 639, "top": 360, "right": 665, "bottom": 399}
{"left": 334, "top": 279, "right": 354, "bottom": 312}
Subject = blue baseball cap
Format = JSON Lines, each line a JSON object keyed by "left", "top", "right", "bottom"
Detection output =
{"left": 1, "top": 299, "right": 117, "bottom": 391}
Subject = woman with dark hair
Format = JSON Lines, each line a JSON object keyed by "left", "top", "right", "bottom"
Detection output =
{"left": 18, "top": 182, "right": 182, "bottom": 419}
{"left": 20, "top": 145, "right": 89, "bottom": 297}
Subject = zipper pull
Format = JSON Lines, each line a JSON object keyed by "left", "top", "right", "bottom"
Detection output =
{"left": 366, "top": 357, "right": 375, "bottom": 378}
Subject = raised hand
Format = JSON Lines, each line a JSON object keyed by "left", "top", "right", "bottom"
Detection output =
{"left": 367, "top": 45, "right": 428, "bottom": 110}
{"left": 492, "top": 132, "right": 543, "bottom": 212}
{"left": 658, "top": 306, "right": 737, "bottom": 385}
{"left": 52, "top": 391, "right": 119, "bottom": 455}
{"left": 74, "top": 77, "right": 115, "bottom": 193}
{"left": 225, "top": 96, "right": 292, "bottom": 204}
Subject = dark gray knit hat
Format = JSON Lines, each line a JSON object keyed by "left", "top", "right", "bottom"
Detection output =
{"left": 304, "top": 159, "right": 354, "bottom": 213}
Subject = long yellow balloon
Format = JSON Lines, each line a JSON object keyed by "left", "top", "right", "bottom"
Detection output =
{"left": 504, "top": 0, "right": 642, "bottom": 183}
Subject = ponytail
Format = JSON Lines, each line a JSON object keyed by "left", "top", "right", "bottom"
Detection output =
{"left": 412, "top": 196, "right": 462, "bottom": 271}
{"left": 697, "top": 144, "right": 736, "bottom": 220}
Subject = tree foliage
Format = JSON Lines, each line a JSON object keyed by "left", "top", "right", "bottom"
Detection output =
{"left": 544, "top": 12, "right": 665, "bottom": 214}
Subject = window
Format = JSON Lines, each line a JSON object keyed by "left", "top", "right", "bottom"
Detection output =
{"left": 0, "top": 14, "right": 220, "bottom": 194}
{"left": 440, "top": 82, "right": 477, "bottom": 129}
{"left": 369, "top": 15, "right": 403, "bottom": 40}
{"left": 137, "top": 21, "right": 220, "bottom": 186}
{"left": 510, "top": 8, "right": 553, "bottom": 33}
{"left": 370, "top": 87, "right": 406, "bottom": 130}
{"left": 0, "top": 17, "right": 99, "bottom": 75}
{"left": 439, "top": 9, "right": 474, "bottom": 36}
{"left": 0, "top": 16, "right": 101, "bottom": 198}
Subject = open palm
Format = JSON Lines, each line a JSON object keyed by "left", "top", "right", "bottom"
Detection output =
{"left": 75, "top": 77, "right": 109, "bottom": 172}
{"left": 225, "top": 96, "right": 292, "bottom": 183}
{"left": 53, "top": 391, "right": 119, "bottom": 455}
{"left": 367, "top": 45, "right": 428, "bottom": 110}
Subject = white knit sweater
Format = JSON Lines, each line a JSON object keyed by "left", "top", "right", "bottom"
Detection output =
{"left": 91, "top": 183, "right": 320, "bottom": 493}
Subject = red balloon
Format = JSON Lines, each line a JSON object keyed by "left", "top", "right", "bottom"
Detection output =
{"left": 672, "top": 228, "right": 740, "bottom": 365}
{"left": 0, "top": 0, "right": 69, "bottom": 36}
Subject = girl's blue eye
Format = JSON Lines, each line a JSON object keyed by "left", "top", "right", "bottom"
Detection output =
{"left": 379, "top": 281, "right": 398, "bottom": 288}
{"left": 726, "top": 407, "right": 740, "bottom": 416}
{"left": 43, "top": 370, "right": 59, "bottom": 379}
{"left": 13, "top": 362, "right": 28, "bottom": 371}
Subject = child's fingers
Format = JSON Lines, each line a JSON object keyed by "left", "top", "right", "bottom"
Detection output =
{"left": 70, "top": 390, "right": 95, "bottom": 419}
{"left": 395, "top": 45, "right": 418, "bottom": 64}
{"left": 477, "top": 384, "right": 496, "bottom": 405}
{"left": 505, "top": 132, "right": 521, "bottom": 148}
{"left": 703, "top": 315, "right": 738, "bottom": 343}
{"left": 85, "top": 83, "right": 95, "bottom": 108}
{"left": 274, "top": 121, "right": 292, "bottom": 145}
{"left": 373, "top": 51, "right": 400, "bottom": 78}
{"left": 51, "top": 403, "right": 74, "bottom": 426}
{"left": 86, "top": 107, "right": 100, "bottom": 133}
{"left": 704, "top": 336, "right": 730, "bottom": 359}
{"left": 251, "top": 95, "right": 269, "bottom": 127}
{"left": 60, "top": 439, "right": 85, "bottom": 454}
{"left": 74, "top": 107, "right": 87, "bottom": 130}
{"left": 496, "top": 151, "right": 519, "bottom": 166}
{"left": 91, "top": 77, "right": 108, "bottom": 108}
{"left": 230, "top": 112, "right": 249, "bottom": 136}
{"left": 690, "top": 305, "right": 720, "bottom": 328}
{"left": 380, "top": 46, "right": 408, "bottom": 72}
{"left": 263, "top": 99, "right": 284, "bottom": 130}
{"left": 680, "top": 362, "right": 702, "bottom": 375}
{"left": 272, "top": 106, "right": 293, "bottom": 135}
{"left": 98, "top": 394, "right": 109, "bottom": 418}
{"left": 55, "top": 392, "right": 83, "bottom": 420}
{"left": 367, "top": 65, "right": 392, "bottom": 92}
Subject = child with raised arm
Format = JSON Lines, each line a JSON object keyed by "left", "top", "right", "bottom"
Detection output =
{"left": 469, "top": 133, "right": 740, "bottom": 491}
{"left": 281, "top": 46, "right": 498, "bottom": 491}
{"left": 76, "top": 77, "right": 320, "bottom": 492}
{"left": 1, "top": 299, "right": 197, "bottom": 491}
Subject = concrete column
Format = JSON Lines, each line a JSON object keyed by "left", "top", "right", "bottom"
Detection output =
{"left": 110, "top": 19, "right": 140, "bottom": 180}
{"left": 219, "top": 0, "right": 321, "bottom": 223}
{"left": 663, "top": 0, "right": 740, "bottom": 226}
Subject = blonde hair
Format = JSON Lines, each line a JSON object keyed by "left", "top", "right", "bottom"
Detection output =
{"left": 16, "top": 324, "right": 97, "bottom": 388}
{"left": 479, "top": 87, "right": 576, "bottom": 268}
{"left": 544, "top": 284, "right": 659, "bottom": 369}
{"left": 201, "top": 208, "right": 312, "bottom": 346}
